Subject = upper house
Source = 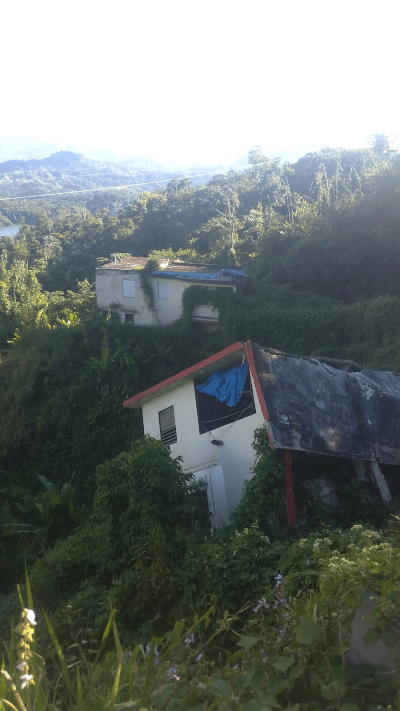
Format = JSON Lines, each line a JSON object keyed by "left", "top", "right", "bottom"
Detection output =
{"left": 124, "top": 341, "right": 400, "bottom": 528}
{"left": 95, "top": 257, "right": 247, "bottom": 331}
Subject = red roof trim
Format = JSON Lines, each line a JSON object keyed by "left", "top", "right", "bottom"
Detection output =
{"left": 243, "top": 340, "right": 270, "bottom": 422}
{"left": 123, "top": 341, "right": 244, "bottom": 408}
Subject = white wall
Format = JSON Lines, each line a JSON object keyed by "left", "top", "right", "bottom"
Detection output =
{"left": 96, "top": 270, "right": 155, "bottom": 325}
{"left": 141, "top": 374, "right": 265, "bottom": 522}
{"left": 96, "top": 269, "right": 234, "bottom": 326}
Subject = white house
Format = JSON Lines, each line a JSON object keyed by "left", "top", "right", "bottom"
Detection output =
{"left": 95, "top": 257, "right": 247, "bottom": 331}
{"left": 123, "top": 341, "right": 265, "bottom": 527}
{"left": 124, "top": 341, "right": 400, "bottom": 528}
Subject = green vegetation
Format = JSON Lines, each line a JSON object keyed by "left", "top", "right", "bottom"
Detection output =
{"left": 2, "top": 138, "right": 400, "bottom": 707}
{"left": 2, "top": 524, "right": 400, "bottom": 710}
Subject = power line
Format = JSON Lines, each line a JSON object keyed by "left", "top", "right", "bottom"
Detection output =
{"left": 0, "top": 162, "right": 266, "bottom": 202}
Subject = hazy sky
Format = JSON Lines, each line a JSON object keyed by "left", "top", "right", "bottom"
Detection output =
{"left": 2, "top": 0, "right": 398, "bottom": 163}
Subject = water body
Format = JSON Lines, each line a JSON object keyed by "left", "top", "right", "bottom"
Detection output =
{"left": 0, "top": 224, "right": 21, "bottom": 238}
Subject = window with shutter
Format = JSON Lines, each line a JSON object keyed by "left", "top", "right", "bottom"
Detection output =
{"left": 122, "top": 279, "right": 135, "bottom": 297}
{"left": 159, "top": 405, "right": 177, "bottom": 445}
{"left": 157, "top": 281, "right": 170, "bottom": 300}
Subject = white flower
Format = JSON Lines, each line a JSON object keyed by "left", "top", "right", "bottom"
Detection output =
{"left": 25, "top": 609, "right": 37, "bottom": 626}
{"left": 20, "top": 674, "right": 33, "bottom": 689}
{"left": 166, "top": 666, "right": 180, "bottom": 682}
{"left": 16, "top": 662, "right": 27, "bottom": 670}
{"left": 274, "top": 574, "right": 283, "bottom": 588}
{"left": 184, "top": 633, "right": 195, "bottom": 647}
{"left": 196, "top": 653, "right": 203, "bottom": 662}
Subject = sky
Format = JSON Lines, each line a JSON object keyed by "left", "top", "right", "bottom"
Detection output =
{"left": 1, "top": 0, "right": 398, "bottom": 164}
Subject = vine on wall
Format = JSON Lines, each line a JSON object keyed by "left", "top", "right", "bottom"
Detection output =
{"left": 180, "top": 284, "right": 233, "bottom": 329}
{"left": 139, "top": 258, "right": 161, "bottom": 323}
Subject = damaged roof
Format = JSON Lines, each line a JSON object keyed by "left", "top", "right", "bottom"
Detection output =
{"left": 123, "top": 339, "right": 400, "bottom": 466}
{"left": 98, "top": 258, "right": 247, "bottom": 285}
{"left": 252, "top": 343, "right": 400, "bottom": 465}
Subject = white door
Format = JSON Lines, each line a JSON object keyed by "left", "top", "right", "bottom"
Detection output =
{"left": 192, "top": 466, "right": 228, "bottom": 527}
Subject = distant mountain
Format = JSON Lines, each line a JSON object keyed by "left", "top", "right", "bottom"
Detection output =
{"left": 0, "top": 150, "right": 239, "bottom": 202}
{"left": 0, "top": 141, "right": 327, "bottom": 206}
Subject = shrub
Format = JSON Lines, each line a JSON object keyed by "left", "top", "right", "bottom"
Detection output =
{"left": 230, "top": 426, "right": 287, "bottom": 535}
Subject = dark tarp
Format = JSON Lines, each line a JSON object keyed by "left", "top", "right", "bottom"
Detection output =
{"left": 252, "top": 343, "right": 400, "bottom": 465}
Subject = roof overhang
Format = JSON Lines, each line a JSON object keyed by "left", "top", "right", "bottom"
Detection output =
{"left": 123, "top": 342, "right": 246, "bottom": 409}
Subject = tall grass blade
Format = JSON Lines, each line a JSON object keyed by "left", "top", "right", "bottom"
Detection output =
{"left": 0, "top": 699, "right": 20, "bottom": 711}
{"left": 24, "top": 567, "right": 33, "bottom": 612}
{"left": 113, "top": 621, "right": 123, "bottom": 662}
{"left": 109, "top": 661, "right": 122, "bottom": 710}
{"left": 0, "top": 662, "right": 7, "bottom": 699}
{"left": 23, "top": 569, "right": 37, "bottom": 655}
{"left": 127, "top": 646, "right": 140, "bottom": 699}
{"left": 16, "top": 587, "right": 24, "bottom": 612}
{"left": 76, "top": 666, "right": 83, "bottom": 707}
{"left": 159, "top": 607, "right": 215, "bottom": 661}
{"left": 140, "top": 639, "right": 158, "bottom": 707}
{"left": 87, "top": 608, "right": 117, "bottom": 683}
{"left": 8, "top": 623, "right": 15, "bottom": 674}
{"left": 42, "top": 611, "right": 75, "bottom": 703}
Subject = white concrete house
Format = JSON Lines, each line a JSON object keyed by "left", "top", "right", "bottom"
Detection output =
{"left": 124, "top": 341, "right": 266, "bottom": 527}
{"left": 124, "top": 341, "right": 400, "bottom": 528}
{"left": 96, "top": 257, "right": 247, "bottom": 331}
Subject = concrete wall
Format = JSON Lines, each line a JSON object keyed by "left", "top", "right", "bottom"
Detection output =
{"left": 141, "top": 374, "right": 265, "bottom": 524}
{"left": 96, "top": 268, "right": 234, "bottom": 326}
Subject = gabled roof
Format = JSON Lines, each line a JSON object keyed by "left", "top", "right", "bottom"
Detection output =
{"left": 123, "top": 342, "right": 246, "bottom": 408}
{"left": 124, "top": 340, "right": 400, "bottom": 465}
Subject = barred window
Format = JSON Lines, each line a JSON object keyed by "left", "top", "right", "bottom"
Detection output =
{"left": 159, "top": 405, "right": 177, "bottom": 445}
{"left": 195, "top": 367, "right": 255, "bottom": 435}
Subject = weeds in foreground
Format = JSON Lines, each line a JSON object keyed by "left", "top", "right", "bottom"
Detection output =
{"left": 2, "top": 523, "right": 400, "bottom": 710}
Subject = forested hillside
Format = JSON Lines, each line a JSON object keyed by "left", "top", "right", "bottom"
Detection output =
{"left": 0, "top": 149, "right": 237, "bottom": 221}
{"left": 1, "top": 138, "right": 400, "bottom": 500}
{"left": 2, "top": 139, "right": 400, "bottom": 710}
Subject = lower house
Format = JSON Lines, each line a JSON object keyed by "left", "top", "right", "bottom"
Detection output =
{"left": 123, "top": 341, "right": 400, "bottom": 527}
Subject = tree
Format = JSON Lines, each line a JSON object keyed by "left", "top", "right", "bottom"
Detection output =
{"left": 368, "top": 132, "right": 390, "bottom": 155}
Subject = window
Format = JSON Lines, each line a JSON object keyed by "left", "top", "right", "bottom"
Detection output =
{"left": 122, "top": 279, "right": 135, "bottom": 297}
{"left": 200, "top": 284, "right": 219, "bottom": 306}
{"left": 195, "top": 367, "right": 256, "bottom": 434}
{"left": 159, "top": 405, "right": 177, "bottom": 445}
{"left": 124, "top": 313, "right": 134, "bottom": 324}
{"left": 157, "top": 281, "right": 170, "bottom": 300}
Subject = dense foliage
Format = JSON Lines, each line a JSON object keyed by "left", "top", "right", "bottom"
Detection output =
{"left": 2, "top": 138, "right": 400, "bottom": 706}
{"left": 2, "top": 522, "right": 400, "bottom": 710}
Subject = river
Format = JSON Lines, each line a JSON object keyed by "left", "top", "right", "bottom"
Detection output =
{"left": 0, "top": 224, "right": 21, "bottom": 238}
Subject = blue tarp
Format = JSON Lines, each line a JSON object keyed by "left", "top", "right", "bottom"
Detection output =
{"left": 151, "top": 268, "right": 246, "bottom": 281}
{"left": 196, "top": 363, "right": 248, "bottom": 407}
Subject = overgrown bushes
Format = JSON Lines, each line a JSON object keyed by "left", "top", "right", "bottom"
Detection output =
{"left": 3, "top": 522, "right": 400, "bottom": 710}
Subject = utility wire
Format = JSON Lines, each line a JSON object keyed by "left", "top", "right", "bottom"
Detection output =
{"left": 0, "top": 160, "right": 278, "bottom": 202}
